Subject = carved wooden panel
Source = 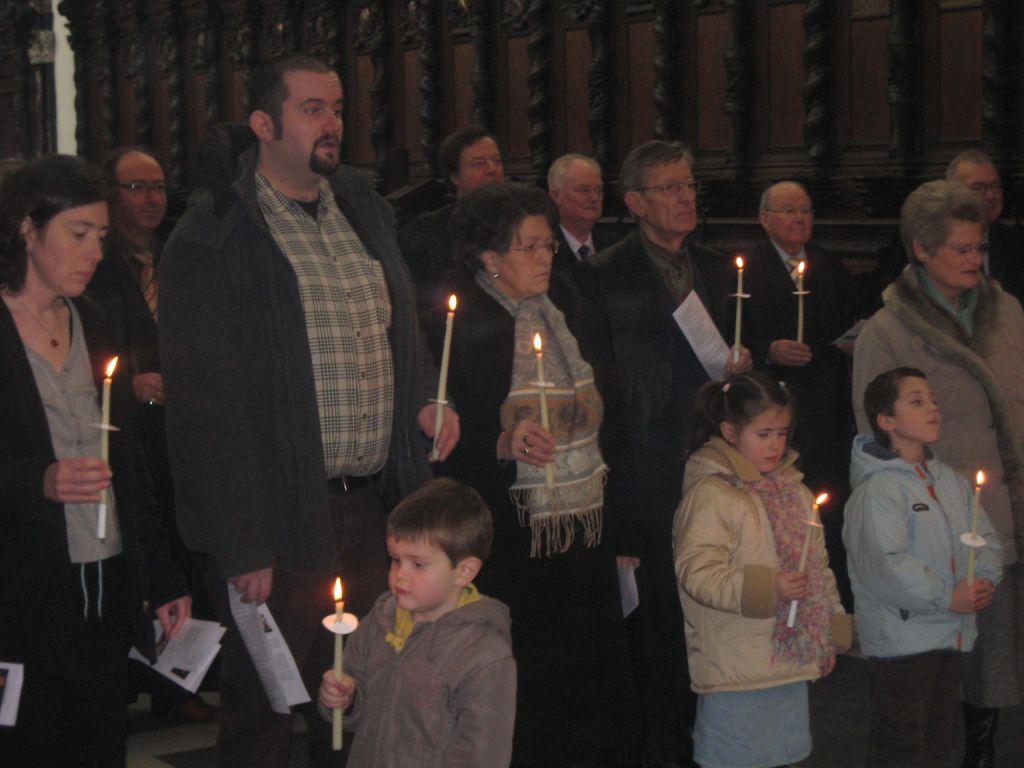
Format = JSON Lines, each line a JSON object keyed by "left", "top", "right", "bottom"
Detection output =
{"left": 403, "top": 49, "right": 425, "bottom": 161}
{"left": 695, "top": 12, "right": 731, "bottom": 151}
{"left": 355, "top": 53, "right": 375, "bottom": 164}
{"left": 626, "top": 21, "right": 656, "bottom": 149}
{"left": 765, "top": 3, "right": 805, "bottom": 150}
{"left": 452, "top": 41, "right": 474, "bottom": 129}
{"left": 504, "top": 35, "right": 531, "bottom": 161}
{"left": 848, "top": 18, "right": 890, "bottom": 145}
{"left": 937, "top": 7, "right": 982, "bottom": 142}
{"left": 562, "top": 28, "right": 592, "bottom": 154}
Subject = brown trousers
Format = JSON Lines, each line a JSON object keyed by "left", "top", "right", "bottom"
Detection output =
{"left": 208, "top": 483, "right": 389, "bottom": 768}
{"left": 866, "top": 649, "right": 963, "bottom": 768}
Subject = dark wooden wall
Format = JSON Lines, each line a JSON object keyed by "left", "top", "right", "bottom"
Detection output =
{"left": 2, "top": 1, "right": 1023, "bottom": 255}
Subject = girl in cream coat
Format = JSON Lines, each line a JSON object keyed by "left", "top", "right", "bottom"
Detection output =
{"left": 674, "top": 372, "right": 851, "bottom": 768}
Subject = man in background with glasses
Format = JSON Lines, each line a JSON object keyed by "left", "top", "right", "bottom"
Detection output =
{"left": 744, "top": 180, "right": 857, "bottom": 500}
{"left": 589, "top": 140, "right": 751, "bottom": 768}
{"left": 946, "top": 150, "right": 1024, "bottom": 303}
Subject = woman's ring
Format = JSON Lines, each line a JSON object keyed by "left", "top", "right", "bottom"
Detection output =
{"left": 523, "top": 446, "right": 531, "bottom": 456}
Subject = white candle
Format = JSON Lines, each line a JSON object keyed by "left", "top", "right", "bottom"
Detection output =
{"left": 332, "top": 577, "right": 345, "bottom": 750}
{"left": 796, "top": 260, "right": 807, "bottom": 344}
{"left": 533, "top": 333, "right": 554, "bottom": 489}
{"left": 787, "top": 492, "right": 828, "bottom": 628}
{"left": 966, "top": 470, "right": 985, "bottom": 586}
{"left": 97, "top": 356, "right": 118, "bottom": 540}
{"left": 733, "top": 256, "right": 744, "bottom": 352}
{"left": 430, "top": 295, "right": 457, "bottom": 461}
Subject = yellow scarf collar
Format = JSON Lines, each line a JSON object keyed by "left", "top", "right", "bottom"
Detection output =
{"left": 385, "top": 584, "right": 482, "bottom": 652}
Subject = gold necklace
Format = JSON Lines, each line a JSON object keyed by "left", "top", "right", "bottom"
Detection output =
{"left": 17, "top": 296, "right": 65, "bottom": 348}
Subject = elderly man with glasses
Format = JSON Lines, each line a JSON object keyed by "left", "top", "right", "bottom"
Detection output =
{"left": 946, "top": 149, "right": 1024, "bottom": 303}
{"left": 742, "top": 181, "right": 857, "bottom": 494}
{"left": 590, "top": 140, "right": 751, "bottom": 768}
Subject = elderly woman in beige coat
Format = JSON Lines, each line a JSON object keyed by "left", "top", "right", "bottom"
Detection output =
{"left": 853, "top": 180, "right": 1024, "bottom": 768}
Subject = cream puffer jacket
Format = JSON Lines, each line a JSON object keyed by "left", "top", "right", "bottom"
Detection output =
{"left": 672, "top": 438, "right": 852, "bottom": 694}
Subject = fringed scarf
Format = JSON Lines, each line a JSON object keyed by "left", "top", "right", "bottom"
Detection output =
{"left": 476, "top": 272, "right": 607, "bottom": 557}
{"left": 746, "top": 474, "right": 833, "bottom": 671}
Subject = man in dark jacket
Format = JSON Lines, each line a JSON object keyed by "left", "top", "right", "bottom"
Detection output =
{"left": 947, "top": 150, "right": 1024, "bottom": 303}
{"left": 743, "top": 181, "right": 856, "bottom": 492}
{"left": 547, "top": 153, "right": 619, "bottom": 295}
{"left": 398, "top": 126, "right": 504, "bottom": 311}
{"left": 591, "top": 140, "right": 750, "bottom": 767}
{"left": 159, "top": 54, "right": 458, "bottom": 767}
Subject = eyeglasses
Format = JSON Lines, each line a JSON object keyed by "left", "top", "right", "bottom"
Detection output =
{"left": 637, "top": 180, "right": 701, "bottom": 197}
{"left": 939, "top": 242, "right": 989, "bottom": 257}
{"left": 967, "top": 182, "right": 1003, "bottom": 194}
{"left": 570, "top": 185, "right": 604, "bottom": 196}
{"left": 508, "top": 240, "right": 560, "bottom": 258}
{"left": 116, "top": 182, "right": 168, "bottom": 195}
{"left": 764, "top": 206, "right": 814, "bottom": 217}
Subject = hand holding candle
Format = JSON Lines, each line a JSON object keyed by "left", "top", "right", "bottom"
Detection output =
{"left": 533, "top": 333, "right": 555, "bottom": 490}
{"left": 430, "top": 294, "right": 457, "bottom": 461}
{"left": 97, "top": 356, "right": 119, "bottom": 540}
{"left": 794, "top": 260, "right": 808, "bottom": 344}
{"left": 963, "top": 470, "right": 986, "bottom": 585}
{"left": 733, "top": 256, "right": 747, "bottom": 357}
{"left": 787, "top": 492, "right": 828, "bottom": 628}
{"left": 324, "top": 577, "right": 359, "bottom": 750}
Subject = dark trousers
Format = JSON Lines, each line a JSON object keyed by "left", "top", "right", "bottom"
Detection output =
{"left": 0, "top": 557, "right": 131, "bottom": 767}
{"left": 208, "top": 483, "right": 389, "bottom": 768}
{"left": 867, "top": 650, "right": 963, "bottom": 768}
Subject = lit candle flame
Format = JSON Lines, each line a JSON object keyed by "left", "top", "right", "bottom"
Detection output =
{"left": 448, "top": 294, "right": 458, "bottom": 312}
{"left": 976, "top": 470, "right": 986, "bottom": 486}
{"left": 333, "top": 577, "right": 343, "bottom": 602}
{"left": 797, "top": 260, "right": 806, "bottom": 275}
{"left": 814, "top": 492, "right": 829, "bottom": 506}
{"left": 533, "top": 333, "right": 542, "bottom": 352}
{"left": 735, "top": 256, "right": 744, "bottom": 270}
{"left": 104, "top": 356, "right": 119, "bottom": 378}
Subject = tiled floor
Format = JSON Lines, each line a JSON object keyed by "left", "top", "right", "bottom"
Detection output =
{"left": 127, "top": 656, "right": 1023, "bottom": 767}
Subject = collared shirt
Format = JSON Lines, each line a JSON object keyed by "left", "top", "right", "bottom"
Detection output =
{"left": 26, "top": 302, "right": 123, "bottom": 563}
{"left": 640, "top": 229, "right": 693, "bottom": 305}
{"left": 916, "top": 267, "right": 977, "bottom": 335}
{"left": 770, "top": 239, "right": 807, "bottom": 283}
{"left": 256, "top": 172, "right": 394, "bottom": 477}
{"left": 560, "top": 224, "right": 596, "bottom": 262}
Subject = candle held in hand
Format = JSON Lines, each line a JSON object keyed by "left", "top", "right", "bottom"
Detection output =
{"left": 966, "top": 470, "right": 986, "bottom": 586}
{"left": 98, "top": 356, "right": 119, "bottom": 540}
{"left": 733, "top": 256, "right": 745, "bottom": 353}
{"left": 533, "top": 333, "right": 554, "bottom": 489}
{"left": 430, "top": 294, "right": 457, "bottom": 461}
{"left": 787, "top": 492, "right": 828, "bottom": 628}
{"left": 332, "top": 577, "right": 344, "bottom": 750}
{"left": 795, "top": 261, "right": 807, "bottom": 344}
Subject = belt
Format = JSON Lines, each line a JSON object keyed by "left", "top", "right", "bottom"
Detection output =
{"left": 327, "top": 474, "right": 376, "bottom": 495}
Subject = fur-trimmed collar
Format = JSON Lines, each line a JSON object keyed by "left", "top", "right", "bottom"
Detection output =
{"left": 884, "top": 265, "right": 1024, "bottom": 557}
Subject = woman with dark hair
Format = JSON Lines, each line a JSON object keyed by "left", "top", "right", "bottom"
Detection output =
{"left": 853, "top": 180, "right": 1024, "bottom": 768}
{"left": 0, "top": 155, "right": 189, "bottom": 766}
{"left": 422, "top": 181, "right": 640, "bottom": 766}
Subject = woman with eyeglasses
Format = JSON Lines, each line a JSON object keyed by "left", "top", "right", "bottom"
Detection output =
{"left": 852, "top": 179, "right": 1024, "bottom": 768}
{"left": 0, "top": 155, "right": 189, "bottom": 766}
{"left": 422, "top": 181, "right": 640, "bottom": 766}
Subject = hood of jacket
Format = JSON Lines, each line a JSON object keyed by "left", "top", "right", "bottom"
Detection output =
{"left": 849, "top": 433, "right": 934, "bottom": 488}
{"left": 682, "top": 436, "right": 803, "bottom": 497}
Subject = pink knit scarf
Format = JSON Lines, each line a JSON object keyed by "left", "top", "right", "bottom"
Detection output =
{"left": 746, "top": 474, "right": 833, "bottom": 670}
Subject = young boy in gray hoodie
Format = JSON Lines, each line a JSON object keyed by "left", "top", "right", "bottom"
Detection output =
{"left": 319, "top": 478, "right": 516, "bottom": 767}
{"left": 844, "top": 367, "right": 1002, "bottom": 768}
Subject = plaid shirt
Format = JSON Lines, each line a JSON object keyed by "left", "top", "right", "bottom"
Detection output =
{"left": 256, "top": 172, "right": 394, "bottom": 478}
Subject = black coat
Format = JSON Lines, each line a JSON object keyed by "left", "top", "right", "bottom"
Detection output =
{"left": 0, "top": 297, "right": 184, "bottom": 663}
{"left": 552, "top": 222, "right": 621, "bottom": 298}
{"left": 742, "top": 238, "right": 856, "bottom": 489}
{"left": 591, "top": 229, "right": 733, "bottom": 763}
{"left": 398, "top": 202, "right": 454, "bottom": 313}
{"left": 421, "top": 272, "right": 641, "bottom": 764}
{"left": 988, "top": 219, "right": 1024, "bottom": 304}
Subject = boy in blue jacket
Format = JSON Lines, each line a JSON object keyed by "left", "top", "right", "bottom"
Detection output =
{"left": 844, "top": 366, "right": 1002, "bottom": 768}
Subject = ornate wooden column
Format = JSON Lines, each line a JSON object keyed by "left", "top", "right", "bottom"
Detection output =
{"left": 561, "top": 0, "right": 613, "bottom": 172}
{"left": 803, "top": 0, "right": 833, "bottom": 164}
{"left": 887, "top": 0, "right": 915, "bottom": 160}
{"left": 723, "top": 0, "right": 751, "bottom": 162}
{"left": 355, "top": 1, "right": 390, "bottom": 187}
{"left": 524, "top": 0, "right": 552, "bottom": 174}
{"left": 58, "top": 0, "right": 114, "bottom": 159}
{"left": 412, "top": 0, "right": 441, "bottom": 176}
{"left": 982, "top": 0, "right": 1015, "bottom": 157}
{"left": 468, "top": 0, "right": 495, "bottom": 130}
{"left": 652, "top": 0, "right": 680, "bottom": 140}
{"left": 147, "top": 0, "right": 184, "bottom": 186}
